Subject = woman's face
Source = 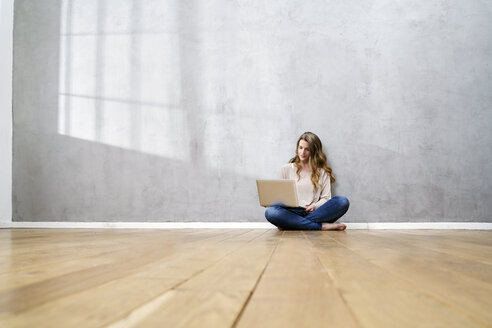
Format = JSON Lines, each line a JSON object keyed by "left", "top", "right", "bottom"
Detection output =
{"left": 297, "top": 140, "right": 311, "bottom": 162}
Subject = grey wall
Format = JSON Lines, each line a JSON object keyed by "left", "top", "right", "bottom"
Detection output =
{"left": 13, "top": 0, "right": 492, "bottom": 223}
{"left": 0, "top": 0, "right": 13, "bottom": 224}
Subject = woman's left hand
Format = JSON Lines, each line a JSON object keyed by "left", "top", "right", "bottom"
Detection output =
{"left": 304, "top": 205, "right": 315, "bottom": 213}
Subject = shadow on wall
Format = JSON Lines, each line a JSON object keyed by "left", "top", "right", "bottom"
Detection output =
{"left": 14, "top": 134, "right": 266, "bottom": 222}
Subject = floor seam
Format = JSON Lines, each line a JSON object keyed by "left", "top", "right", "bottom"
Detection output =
{"left": 105, "top": 229, "right": 271, "bottom": 327}
{"left": 230, "top": 230, "right": 283, "bottom": 328}
{"left": 302, "top": 231, "right": 364, "bottom": 328}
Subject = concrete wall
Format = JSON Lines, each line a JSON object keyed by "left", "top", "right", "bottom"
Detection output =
{"left": 13, "top": 0, "right": 492, "bottom": 222}
{"left": 0, "top": 0, "right": 13, "bottom": 224}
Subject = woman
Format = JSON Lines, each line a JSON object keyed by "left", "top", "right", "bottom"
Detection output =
{"left": 265, "top": 132, "right": 349, "bottom": 230}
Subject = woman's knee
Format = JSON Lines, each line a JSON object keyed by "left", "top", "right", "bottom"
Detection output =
{"left": 265, "top": 206, "right": 282, "bottom": 225}
{"left": 333, "top": 196, "right": 350, "bottom": 210}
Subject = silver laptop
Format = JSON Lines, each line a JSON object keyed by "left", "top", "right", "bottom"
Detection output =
{"left": 256, "top": 180, "right": 300, "bottom": 208}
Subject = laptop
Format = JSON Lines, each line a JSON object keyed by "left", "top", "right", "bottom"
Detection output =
{"left": 256, "top": 180, "right": 300, "bottom": 208}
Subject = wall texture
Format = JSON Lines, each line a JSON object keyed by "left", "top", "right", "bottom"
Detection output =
{"left": 13, "top": 0, "right": 492, "bottom": 222}
{"left": 0, "top": 0, "right": 13, "bottom": 223}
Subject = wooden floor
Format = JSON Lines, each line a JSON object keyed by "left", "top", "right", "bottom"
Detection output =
{"left": 0, "top": 229, "right": 491, "bottom": 327}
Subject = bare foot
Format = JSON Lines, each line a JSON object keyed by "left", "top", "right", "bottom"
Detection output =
{"left": 321, "top": 223, "right": 347, "bottom": 231}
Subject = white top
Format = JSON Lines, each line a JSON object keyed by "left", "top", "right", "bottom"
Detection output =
{"left": 280, "top": 163, "right": 332, "bottom": 209}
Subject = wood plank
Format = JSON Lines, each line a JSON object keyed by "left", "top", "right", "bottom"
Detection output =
{"left": 306, "top": 231, "right": 484, "bottom": 328}
{"left": 389, "top": 230, "right": 492, "bottom": 265}
{"left": 0, "top": 277, "right": 182, "bottom": 328}
{"left": 0, "top": 229, "right": 151, "bottom": 270}
{"left": 392, "top": 230, "right": 492, "bottom": 248}
{"left": 235, "top": 231, "right": 359, "bottom": 328}
{"left": 0, "top": 229, "right": 265, "bottom": 328}
{"left": 111, "top": 230, "right": 280, "bottom": 327}
{"left": 1, "top": 229, "right": 491, "bottom": 328}
{"left": 329, "top": 231, "right": 492, "bottom": 326}
{"left": 0, "top": 256, "right": 114, "bottom": 292}
{"left": 382, "top": 230, "right": 492, "bottom": 280}
{"left": 0, "top": 229, "right": 197, "bottom": 269}
{"left": 0, "top": 229, "right": 246, "bottom": 314}
{"left": 339, "top": 230, "right": 492, "bottom": 283}
{"left": 0, "top": 229, "right": 237, "bottom": 281}
{"left": 0, "top": 230, "right": 192, "bottom": 289}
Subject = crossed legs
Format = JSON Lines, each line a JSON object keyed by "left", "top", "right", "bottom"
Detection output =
{"left": 265, "top": 196, "right": 350, "bottom": 231}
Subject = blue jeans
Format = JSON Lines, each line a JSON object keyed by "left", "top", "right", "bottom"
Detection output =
{"left": 265, "top": 196, "right": 350, "bottom": 230}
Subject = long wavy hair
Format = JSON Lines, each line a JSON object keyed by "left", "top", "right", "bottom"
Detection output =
{"left": 289, "top": 132, "right": 335, "bottom": 191}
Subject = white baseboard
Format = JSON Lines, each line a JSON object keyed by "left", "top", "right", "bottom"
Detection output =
{"left": 1, "top": 222, "right": 491, "bottom": 229}
{"left": 1, "top": 222, "right": 272, "bottom": 229}
{"left": 346, "top": 222, "right": 492, "bottom": 230}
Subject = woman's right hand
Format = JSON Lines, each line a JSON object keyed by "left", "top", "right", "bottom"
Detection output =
{"left": 304, "top": 205, "right": 315, "bottom": 213}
